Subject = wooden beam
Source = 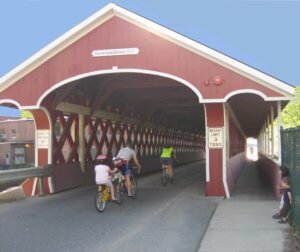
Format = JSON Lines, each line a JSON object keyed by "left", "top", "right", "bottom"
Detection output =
{"left": 91, "top": 86, "right": 117, "bottom": 112}
{"left": 55, "top": 102, "right": 203, "bottom": 136}
{"left": 56, "top": 102, "right": 91, "bottom": 115}
{"left": 144, "top": 101, "right": 200, "bottom": 121}
{"left": 51, "top": 84, "right": 77, "bottom": 109}
{"left": 56, "top": 102, "right": 141, "bottom": 125}
{"left": 120, "top": 91, "right": 138, "bottom": 119}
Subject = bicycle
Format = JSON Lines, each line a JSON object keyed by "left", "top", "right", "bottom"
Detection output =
{"left": 112, "top": 171, "right": 126, "bottom": 204}
{"left": 129, "top": 166, "right": 138, "bottom": 198}
{"left": 95, "top": 171, "right": 127, "bottom": 211}
{"left": 95, "top": 184, "right": 111, "bottom": 212}
{"left": 113, "top": 158, "right": 139, "bottom": 199}
{"left": 114, "top": 166, "right": 138, "bottom": 201}
{"left": 161, "top": 160, "right": 175, "bottom": 186}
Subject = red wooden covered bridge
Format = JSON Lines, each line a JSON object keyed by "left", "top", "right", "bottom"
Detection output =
{"left": 0, "top": 4, "right": 294, "bottom": 198}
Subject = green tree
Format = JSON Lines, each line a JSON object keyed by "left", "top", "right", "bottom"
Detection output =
{"left": 21, "top": 110, "right": 33, "bottom": 119}
{"left": 282, "top": 86, "right": 300, "bottom": 129}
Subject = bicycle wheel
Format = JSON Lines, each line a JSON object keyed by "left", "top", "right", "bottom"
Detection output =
{"left": 95, "top": 192, "right": 106, "bottom": 212}
{"left": 161, "top": 169, "right": 168, "bottom": 186}
{"left": 116, "top": 182, "right": 126, "bottom": 205}
{"left": 130, "top": 173, "right": 137, "bottom": 199}
{"left": 170, "top": 168, "right": 175, "bottom": 184}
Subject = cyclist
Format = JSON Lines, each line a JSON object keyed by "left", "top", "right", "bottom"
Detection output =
{"left": 160, "top": 145, "right": 177, "bottom": 182}
{"left": 94, "top": 154, "right": 118, "bottom": 202}
{"left": 116, "top": 141, "right": 142, "bottom": 198}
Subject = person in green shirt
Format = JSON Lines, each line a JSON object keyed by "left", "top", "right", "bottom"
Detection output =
{"left": 160, "top": 145, "right": 177, "bottom": 183}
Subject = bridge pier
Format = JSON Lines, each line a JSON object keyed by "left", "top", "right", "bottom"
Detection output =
{"left": 22, "top": 108, "right": 52, "bottom": 196}
{"left": 205, "top": 103, "right": 226, "bottom": 197}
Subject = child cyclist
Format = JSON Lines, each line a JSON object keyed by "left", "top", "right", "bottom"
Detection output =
{"left": 278, "top": 176, "right": 292, "bottom": 224}
{"left": 94, "top": 154, "right": 118, "bottom": 202}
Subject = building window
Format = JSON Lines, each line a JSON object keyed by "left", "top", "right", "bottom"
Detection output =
{"left": 11, "top": 129, "right": 17, "bottom": 139}
{"left": 14, "top": 147, "right": 25, "bottom": 164}
{"left": 0, "top": 129, "right": 6, "bottom": 141}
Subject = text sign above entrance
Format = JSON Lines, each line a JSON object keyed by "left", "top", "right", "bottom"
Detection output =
{"left": 37, "top": 130, "right": 50, "bottom": 149}
{"left": 91, "top": 48, "right": 140, "bottom": 57}
{"left": 208, "top": 128, "right": 223, "bottom": 149}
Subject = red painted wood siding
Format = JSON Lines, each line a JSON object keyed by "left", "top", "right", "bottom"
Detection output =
{"left": 0, "top": 17, "right": 282, "bottom": 106}
{"left": 226, "top": 119, "right": 246, "bottom": 195}
{"left": 226, "top": 153, "right": 245, "bottom": 195}
{"left": 229, "top": 118, "right": 245, "bottom": 157}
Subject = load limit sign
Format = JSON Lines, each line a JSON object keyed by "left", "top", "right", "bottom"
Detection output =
{"left": 208, "top": 128, "right": 223, "bottom": 149}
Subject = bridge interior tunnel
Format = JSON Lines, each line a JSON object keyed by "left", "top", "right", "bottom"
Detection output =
{"left": 226, "top": 93, "right": 287, "bottom": 197}
{"left": 41, "top": 73, "right": 206, "bottom": 193}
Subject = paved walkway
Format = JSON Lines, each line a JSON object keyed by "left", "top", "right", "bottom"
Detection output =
{"left": 0, "top": 162, "right": 219, "bottom": 252}
{"left": 199, "top": 160, "right": 299, "bottom": 252}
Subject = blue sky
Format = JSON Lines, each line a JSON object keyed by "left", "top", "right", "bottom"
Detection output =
{"left": 0, "top": 0, "right": 299, "bottom": 117}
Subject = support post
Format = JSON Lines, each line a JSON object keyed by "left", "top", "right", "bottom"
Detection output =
{"left": 79, "top": 114, "right": 86, "bottom": 173}
{"left": 266, "top": 116, "right": 270, "bottom": 156}
{"left": 258, "top": 130, "right": 262, "bottom": 153}
{"left": 38, "top": 177, "right": 44, "bottom": 197}
{"left": 277, "top": 101, "right": 282, "bottom": 165}
{"left": 21, "top": 109, "right": 52, "bottom": 197}
{"left": 204, "top": 103, "right": 226, "bottom": 197}
{"left": 263, "top": 122, "right": 267, "bottom": 155}
{"left": 270, "top": 105, "right": 274, "bottom": 158}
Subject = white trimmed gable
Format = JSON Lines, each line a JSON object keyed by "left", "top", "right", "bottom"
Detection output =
{"left": 0, "top": 3, "right": 295, "bottom": 97}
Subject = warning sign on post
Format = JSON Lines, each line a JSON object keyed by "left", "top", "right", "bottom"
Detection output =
{"left": 208, "top": 128, "right": 223, "bottom": 149}
{"left": 37, "top": 130, "right": 50, "bottom": 149}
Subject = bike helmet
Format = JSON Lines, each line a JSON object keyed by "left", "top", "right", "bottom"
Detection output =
{"left": 97, "top": 154, "right": 107, "bottom": 160}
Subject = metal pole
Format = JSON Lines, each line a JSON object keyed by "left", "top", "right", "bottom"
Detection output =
{"left": 38, "top": 177, "right": 44, "bottom": 197}
{"left": 79, "top": 114, "right": 86, "bottom": 173}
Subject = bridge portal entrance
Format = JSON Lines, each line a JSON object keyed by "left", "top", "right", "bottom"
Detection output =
{"left": 0, "top": 4, "right": 294, "bottom": 198}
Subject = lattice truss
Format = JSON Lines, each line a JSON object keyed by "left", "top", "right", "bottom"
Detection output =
{"left": 52, "top": 111, "right": 204, "bottom": 164}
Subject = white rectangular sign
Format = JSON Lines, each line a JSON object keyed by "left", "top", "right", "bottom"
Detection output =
{"left": 37, "top": 130, "right": 50, "bottom": 149}
{"left": 92, "top": 48, "right": 139, "bottom": 57}
{"left": 208, "top": 128, "right": 223, "bottom": 149}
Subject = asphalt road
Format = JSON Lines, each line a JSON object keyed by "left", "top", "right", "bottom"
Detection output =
{"left": 0, "top": 161, "right": 221, "bottom": 252}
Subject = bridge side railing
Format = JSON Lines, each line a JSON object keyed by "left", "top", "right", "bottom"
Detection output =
{"left": 281, "top": 126, "right": 300, "bottom": 234}
{"left": 0, "top": 165, "right": 53, "bottom": 196}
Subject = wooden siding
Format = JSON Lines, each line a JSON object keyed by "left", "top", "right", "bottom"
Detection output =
{"left": 0, "top": 17, "right": 282, "bottom": 106}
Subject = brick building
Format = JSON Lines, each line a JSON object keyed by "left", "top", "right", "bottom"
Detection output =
{"left": 0, "top": 118, "right": 35, "bottom": 167}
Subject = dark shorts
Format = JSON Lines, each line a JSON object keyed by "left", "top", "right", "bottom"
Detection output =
{"left": 120, "top": 163, "right": 131, "bottom": 176}
{"left": 160, "top": 158, "right": 173, "bottom": 166}
{"left": 280, "top": 204, "right": 290, "bottom": 218}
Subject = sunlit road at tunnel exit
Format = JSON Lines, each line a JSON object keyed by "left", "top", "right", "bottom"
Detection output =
{"left": 0, "top": 161, "right": 221, "bottom": 252}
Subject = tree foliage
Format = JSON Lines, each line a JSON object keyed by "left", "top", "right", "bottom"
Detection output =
{"left": 21, "top": 110, "right": 33, "bottom": 119}
{"left": 282, "top": 86, "right": 300, "bottom": 129}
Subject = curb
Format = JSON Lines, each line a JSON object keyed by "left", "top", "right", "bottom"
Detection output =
{"left": 0, "top": 186, "right": 26, "bottom": 202}
{"left": 196, "top": 197, "right": 224, "bottom": 252}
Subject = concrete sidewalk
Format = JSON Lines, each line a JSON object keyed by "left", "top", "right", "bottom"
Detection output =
{"left": 199, "top": 161, "right": 299, "bottom": 252}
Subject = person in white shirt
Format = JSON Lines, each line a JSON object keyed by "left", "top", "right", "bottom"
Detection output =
{"left": 116, "top": 141, "right": 141, "bottom": 198}
{"left": 95, "top": 154, "right": 118, "bottom": 201}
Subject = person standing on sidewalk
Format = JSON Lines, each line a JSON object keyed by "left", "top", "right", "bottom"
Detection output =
{"left": 272, "top": 166, "right": 290, "bottom": 219}
{"left": 278, "top": 176, "right": 292, "bottom": 224}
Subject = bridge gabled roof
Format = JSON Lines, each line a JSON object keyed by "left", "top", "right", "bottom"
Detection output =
{"left": 0, "top": 3, "right": 295, "bottom": 97}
